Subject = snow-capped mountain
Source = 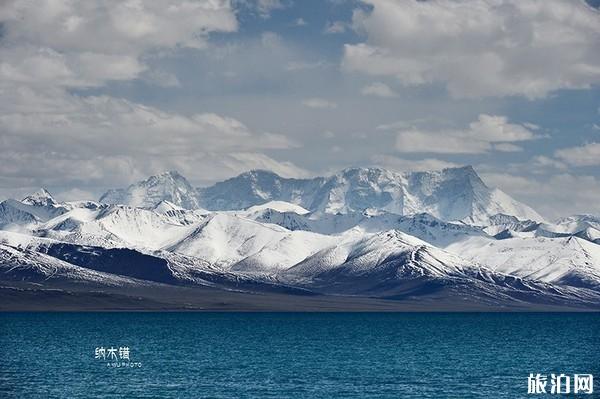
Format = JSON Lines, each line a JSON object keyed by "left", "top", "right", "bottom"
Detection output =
{"left": 0, "top": 189, "right": 68, "bottom": 229}
{"left": 168, "top": 213, "right": 337, "bottom": 272}
{"left": 245, "top": 207, "right": 485, "bottom": 247}
{"left": 199, "top": 166, "right": 543, "bottom": 223}
{"left": 483, "top": 214, "right": 540, "bottom": 237}
{"left": 0, "top": 200, "right": 39, "bottom": 229}
{"left": 0, "top": 242, "right": 141, "bottom": 287}
{"left": 2, "top": 169, "right": 599, "bottom": 310}
{"left": 21, "top": 188, "right": 58, "bottom": 207}
{"left": 279, "top": 230, "right": 600, "bottom": 307}
{"left": 100, "top": 171, "right": 202, "bottom": 210}
{"left": 553, "top": 214, "right": 600, "bottom": 232}
{"left": 479, "top": 213, "right": 600, "bottom": 245}
{"left": 446, "top": 235, "right": 600, "bottom": 290}
{"left": 537, "top": 215, "right": 600, "bottom": 244}
{"left": 100, "top": 166, "right": 543, "bottom": 224}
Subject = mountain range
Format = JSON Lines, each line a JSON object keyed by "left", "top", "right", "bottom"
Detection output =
{"left": 99, "top": 167, "right": 543, "bottom": 224}
{"left": 2, "top": 166, "right": 599, "bottom": 311}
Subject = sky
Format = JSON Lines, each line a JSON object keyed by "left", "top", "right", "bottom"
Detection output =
{"left": 0, "top": 0, "right": 599, "bottom": 219}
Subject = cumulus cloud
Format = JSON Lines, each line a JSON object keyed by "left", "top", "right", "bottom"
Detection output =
{"left": 302, "top": 98, "right": 338, "bottom": 109}
{"left": 555, "top": 143, "right": 600, "bottom": 166}
{"left": 0, "top": 46, "right": 144, "bottom": 89}
{"left": 0, "top": 0, "right": 237, "bottom": 90}
{"left": 0, "top": 0, "right": 308, "bottom": 196}
{"left": 395, "top": 114, "right": 539, "bottom": 154}
{"left": 361, "top": 82, "right": 398, "bottom": 98}
{"left": 343, "top": 0, "right": 600, "bottom": 98}
{"left": 0, "top": 0, "right": 237, "bottom": 87}
{"left": 0, "top": 0, "right": 237, "bottom": 50}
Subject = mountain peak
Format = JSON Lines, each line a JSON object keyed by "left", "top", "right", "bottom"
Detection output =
{"left": 337, "top": 166, "right": 394, "bottom": 179}
{"left": 99, "top": 171, "right": 201, "bottom": 209}
{"left": 443, "top": 165, "right": 480, "bottom": 179}
{"left": 339, "top": 166, "right": 386, "bottom": 173}
{"left": 154, "top": 170, "right": 185, "bottom": 180}
{"left": 21, "top": 188, "right": 57, "bottom": 207}
{"left": 409, "top": 164, "right": 489, "bottom": 194}
{"left": 143, "top": 170, "right": 189, "bottom": 186}
{"left": 239, "top": 169, "right": 283, "bottom": 180}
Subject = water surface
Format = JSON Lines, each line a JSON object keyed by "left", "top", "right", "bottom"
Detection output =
{"left": 1, "top": 313, "right": 598, "bottom": 398}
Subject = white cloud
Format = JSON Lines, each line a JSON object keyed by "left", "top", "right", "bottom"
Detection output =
{"left": 1, "top": 90, "right": 295, "bottom": 151}
{"left": 141, "top": 69, "right": 181, "bottom": 88}
{"left": 530, "top": 156, "right": 568, "bottom": 172}
{"left": 55, "top": 188, "right": 97, "bottom": 202}
{"left": 481, "top": 155, "right": 569, "bottom": 178}
{"left": 343, "top": 0, "right": 600, "bottom": 98}
{"left": 481, "top": 172, "right": 600, "bottom": 219}
{"left": 523, "top": 123, "right": 541, "bottom": 131}
{"left": 256, "top": 0, "right": 286, "bottom": 18}
{"left": 555, "top": 143, "right": 600, "bottom": 166}
{"left": 0, "top": 46, "right": 144, "bottom": 89}
{"left": 361, "top": 82, "right": 398, "bottom": 98}
{"left": 493, "top": 143, "right": 523, "bottom": 152}
{"left": 396, "top": 130, "right": 489, "bottom": 154}
{"left": 197, "top": 152, "right": 310, "bottom": 181}
{"left": 371, "top": 155, "right": 460, "bottom": 172}
{"left": 294, "top": 18, "right": 307, "bottom": 26}
{"left": 395, "top": 114, "right": 539, "bottom": 154}
{"left": 377, "top": 117, "right": 443, "bottom": 131}
{"left": 324, "top": 21, "right": 348, "bottom": 34}
{"left": 1, "top": 0, "right": 237, "bottom": 52}
{"left": 0, "top": 0, "right": 237, "bottom": 88}
{"left": 0, "top": 83, "right": 301, "bottom": 193}
{"left": 0, "top": 0, "right": 310, "bottom": 195}
{"left": 302, "top": 98, "right": 338, "bottom": 109}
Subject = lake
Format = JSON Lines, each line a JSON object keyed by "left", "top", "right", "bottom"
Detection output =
{"left": 1, "top": 312, "right": 598, "bottom": 398}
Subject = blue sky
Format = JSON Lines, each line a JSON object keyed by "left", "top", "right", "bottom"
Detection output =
{"left": 0, "top": 0, "right": 599, "bottom": 218}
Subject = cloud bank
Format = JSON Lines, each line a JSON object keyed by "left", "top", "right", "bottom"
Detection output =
{"left": 344, "top": 0, "right": 600, "bottom": 98}
{"left": 0, "top": 0, "right": 304, "bottom": 195}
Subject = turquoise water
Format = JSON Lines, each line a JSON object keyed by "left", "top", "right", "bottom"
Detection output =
{"left": 1, "top": 313, "right": 598, "bottom": 398}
